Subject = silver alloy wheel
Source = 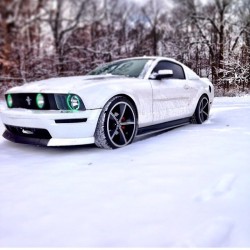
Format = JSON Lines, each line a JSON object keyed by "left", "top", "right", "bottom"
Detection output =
{"left": 198, "top": 96, "right": 209, "bottom": 122}
{"left": 107, "top": 101, "right": 136, "bottom": 147}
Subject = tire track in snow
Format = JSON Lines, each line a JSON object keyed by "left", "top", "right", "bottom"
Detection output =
{"left": 182, "top": 218, "right": 234, "bottom": 247}
{"left": 194, "top": 173, "right": 237, "bottom": 202}
{"left": 182, "top": 174, "right": 237, "bottom": 247}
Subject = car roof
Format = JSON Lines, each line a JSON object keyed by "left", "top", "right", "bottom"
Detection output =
{"left": 114, "top": 56, "right": 178, "bottom": 63}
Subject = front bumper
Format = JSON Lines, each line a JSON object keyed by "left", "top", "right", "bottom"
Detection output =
{"left": 1, "top": 108, "right": 102, "bottom": 146}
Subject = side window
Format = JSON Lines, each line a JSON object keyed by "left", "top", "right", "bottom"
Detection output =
{"left": 152, "top": 61, "right": 185, "bottom": 79}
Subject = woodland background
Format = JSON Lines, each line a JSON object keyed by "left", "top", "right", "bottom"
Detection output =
{"left": 0, "top": 0, "right": 249, "bottom": 96}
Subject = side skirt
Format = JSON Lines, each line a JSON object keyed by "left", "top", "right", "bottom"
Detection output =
{"left": 136, "top": 117, "right": 191, "bottom": 136}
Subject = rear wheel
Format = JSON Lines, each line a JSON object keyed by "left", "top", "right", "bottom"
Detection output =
{"left": 95, "top": 96, "right": 137, "bottom": 149}
{"left": 193, "top": 95, "right": 209, "bottom": 124}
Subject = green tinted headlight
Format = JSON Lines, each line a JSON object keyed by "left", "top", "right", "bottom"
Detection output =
{"left": 36, "top": 93, "right": 45, "bottom": 109}
{"left": 54, "top": 94, "right": 85, "bottom": 111}
{"left": 7, "top": 94, "right": 13, "bottom": 108}
{"left": 67, "top": 94, "right": 80, "bottom": 110}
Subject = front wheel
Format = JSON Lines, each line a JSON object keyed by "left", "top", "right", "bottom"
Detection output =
{"left": 95, "top": 96, "right": 138, "bottom": 149}
{"left": 193, "top": 95, "right": 210, "bottom": 124}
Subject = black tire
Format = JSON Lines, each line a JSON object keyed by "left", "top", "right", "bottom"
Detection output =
{"left": 193, "top": 95, "right": 209, "bottom": 124}
{"left": 94, "top": 96, "right": 138, "bottom": 149}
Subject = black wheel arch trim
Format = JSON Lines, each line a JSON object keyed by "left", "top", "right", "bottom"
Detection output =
{"left": 110, "top": 94, "right": 138, "bottom": 119}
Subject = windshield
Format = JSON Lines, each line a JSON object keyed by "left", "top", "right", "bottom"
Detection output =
{"left": 88, "top": 59, "right": 152, "bottom": 78}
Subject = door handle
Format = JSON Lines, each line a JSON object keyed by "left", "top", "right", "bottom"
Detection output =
{"left": 184, "top": 84, "right": 190, "bottom": 90}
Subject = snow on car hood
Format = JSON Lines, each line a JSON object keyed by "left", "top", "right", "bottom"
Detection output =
{"left": 6, "top": 75, "right": 128, "bottom": 94}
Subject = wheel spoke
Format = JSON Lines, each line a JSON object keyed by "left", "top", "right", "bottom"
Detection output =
{"left": 120, "top": 121, "right": 135, "bottom": 126}
{"left": 110, "top": 112, "right": 119, "bottom": 123}
{"left": 203, "top": 100, "right": 208, "bottom": 109}
{"left": 118, "top": 127, "right": 127, "bottom": 145}
{"left": 200, "top": 101, "right": 204, "bottom": 110}
{"left": 119, "top": 104, "right": 127, "bottom": 122}
{"left": 110, "top": 128, "right": 118, "bottom": 139}
{"left": 203, "top": 110, "right": 208, "bottom": 117}
{"left": 201, "top": 113, "right": 204, "bottom": 122}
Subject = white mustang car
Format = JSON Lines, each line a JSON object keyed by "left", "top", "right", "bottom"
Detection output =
{"left": 1, "top": 57, "right": 214, "bottom": 149}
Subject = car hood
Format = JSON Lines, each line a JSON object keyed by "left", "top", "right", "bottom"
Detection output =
{"left": 6, "top": 75, "right": 130, "bottom": 94}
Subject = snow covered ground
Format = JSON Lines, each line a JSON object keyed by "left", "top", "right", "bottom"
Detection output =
{"left": 0, "top": 96, "right": 250, "bottom": 247}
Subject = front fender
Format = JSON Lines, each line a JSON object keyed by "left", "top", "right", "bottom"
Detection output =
{"left": 78, "top": 81, "right": 153, "bottom": 126}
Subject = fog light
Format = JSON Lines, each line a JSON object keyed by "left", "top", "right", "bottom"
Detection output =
{"left": 7, "top": 94, "right": 13, "bottom": 108}
{"left": 36, "top": 93, "right": 45, "bottom": 109}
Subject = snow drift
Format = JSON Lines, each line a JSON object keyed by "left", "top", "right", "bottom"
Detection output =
{"left": 0, "top": 96, "right": 250, "bottom": 247}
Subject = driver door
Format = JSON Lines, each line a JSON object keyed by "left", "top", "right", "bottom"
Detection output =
{"left": 149, "top": 60, "right": 194, "bottom": 123}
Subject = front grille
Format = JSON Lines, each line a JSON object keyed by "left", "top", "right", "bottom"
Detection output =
{"left": 5, "top": 125, "right": 52, "bottom": 139}
{"left": 5, "top": 93, "right": 85, "bottom": 111}
{"left": 6, "top": 93, "right": 57, "bottom": 110}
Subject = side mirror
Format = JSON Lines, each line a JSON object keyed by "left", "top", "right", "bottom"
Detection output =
{"left": 150, "top": 69, "right": 173, "bottom": 80}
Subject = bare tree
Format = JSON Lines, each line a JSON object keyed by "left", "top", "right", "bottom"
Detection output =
{"left": 140, "top": 0, "right": 169, "bottom": 55}
{"left": 0, "top": 0, "right": 48, "bottom": 93}
{"left": 41, "top": 0, "right": 87, "bottom": 74}
{"left": 1, "top": 0, "right": 250, "bottom": 96}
